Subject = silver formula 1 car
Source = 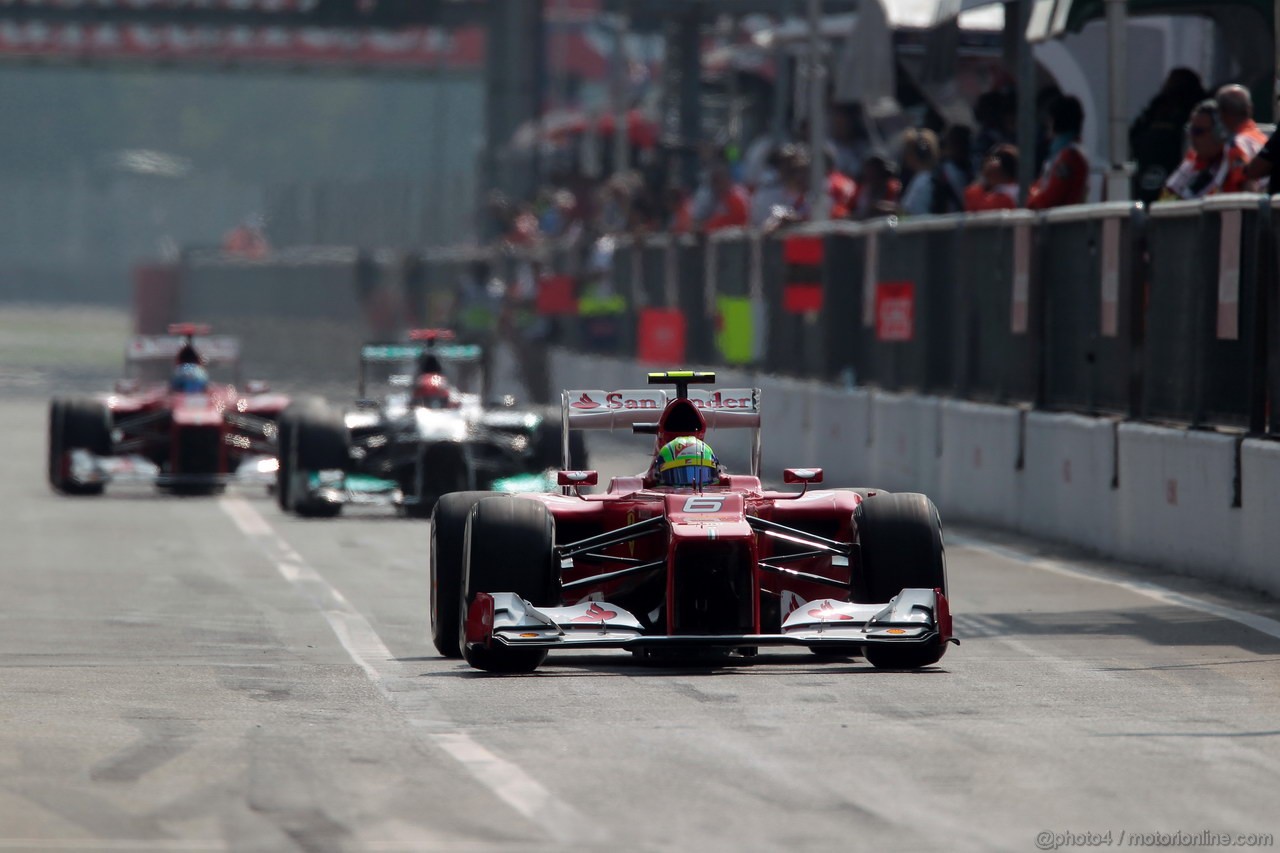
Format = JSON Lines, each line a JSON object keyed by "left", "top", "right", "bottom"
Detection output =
{"left": 276, "top": 330, "right": 586, "bottom": 518}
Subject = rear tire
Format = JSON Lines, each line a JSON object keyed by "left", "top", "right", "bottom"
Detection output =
{"left": 460, "top": 496, "right": 558, "bottom": 673}
{"left": 408, "top": 443, "right": 471, "bottom": 519}
{"left": 532, "top": 419, "right": 588, "bottom": 471}
{"left": 853, "top": 492, "right": 948, "bottom": 670}
{"left": 48, "top": 397, "right": 110, "bottom": 496}
{"left": 279, "top": 400, "right": 347, "bottom": 518}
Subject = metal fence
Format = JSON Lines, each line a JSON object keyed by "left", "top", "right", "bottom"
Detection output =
{"left": 162, "top": 193, "right": 1280, "bottom": 432}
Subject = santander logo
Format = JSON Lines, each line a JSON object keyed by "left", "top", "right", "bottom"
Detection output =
{"left": 570, "top": 393, "right": 602, "bottom": 410}
{"left": 571, "top": 602, "right": 618, "bottom": 623}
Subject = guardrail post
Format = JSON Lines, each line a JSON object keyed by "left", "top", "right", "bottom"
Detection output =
{"left": 1249, "top": 197, "right": 1271, "bottom": 435}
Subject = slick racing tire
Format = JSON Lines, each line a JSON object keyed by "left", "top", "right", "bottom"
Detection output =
{"left": 276, "top": 397, "right": 329, "bottom": 512}
{"left": 48, "top": 397, "right": 110, "bottom": 496}
{"left": 853, "top": 492, "right": 948, "bottom": 670}
{"left": 532, "top": 419, "right": 589, "bottom": 471}
{"left": 430, "top": 491, "right": 495, "bottom": 658}
{"left": 460, "top": 496, "right": 559, "bottom": 673}
{"left": 279, "top": 399, "right": 347, "bottom": 518}
{"left": 408, "top": 443, "right": 471, "bottom": 519}
{"left": 274, "top": 411, "right": 295, "bottom": 512}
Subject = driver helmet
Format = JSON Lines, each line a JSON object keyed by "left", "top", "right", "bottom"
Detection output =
{"left": 170, "top": 363, "right": 209, "bottom": 393}
{"left": 413, "top": 373, "right": 456, "bottom": 409}
{"left": 653, "top": 436, "right": 720, "bottom": 487}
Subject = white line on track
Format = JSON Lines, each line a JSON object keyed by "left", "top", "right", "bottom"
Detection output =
{"left": 949, "top": 533, "right": 1280, "bottom": 642}
{"left": 218, "top": 495, "right": 607, "bottom": 845}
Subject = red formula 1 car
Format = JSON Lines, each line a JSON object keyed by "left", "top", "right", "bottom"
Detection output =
{"left": 430, "top": 371, "right": 956, "bottom": 673}
{"left": 47, "top": 323, "right": 289, "bottom": 496}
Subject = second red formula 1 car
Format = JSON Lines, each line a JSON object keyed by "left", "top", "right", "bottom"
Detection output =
{"left": 47, "top": 323, "right": 289, "bottom": 496}
{"left": 430, "top": 371, "right": 956, "bottom": 673}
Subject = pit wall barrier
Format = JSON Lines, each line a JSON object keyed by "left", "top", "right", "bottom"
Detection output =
{"left": 147, "top": 195, "right": 1280, "bottom": 429}
{"left": 549, "top": 348, "right": 1280, "bottom": 598}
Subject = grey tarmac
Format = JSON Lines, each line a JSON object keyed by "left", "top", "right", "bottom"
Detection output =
{"left": 3, "top": 393, "right": 1280, "bottom": 853}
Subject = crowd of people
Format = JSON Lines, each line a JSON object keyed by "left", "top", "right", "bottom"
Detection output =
{"left": 489, "top": 74, "right": 1276, "bottom": 250}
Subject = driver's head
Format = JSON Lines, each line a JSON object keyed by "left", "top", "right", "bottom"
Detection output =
{"left": 171, "top": 363, "right": 209, "bottom": 393}
{"left": 413, "top": 373, "right": 455, "bottom": 409}
{"left": 653, "top": 436, "right": 720, "bottom": 487}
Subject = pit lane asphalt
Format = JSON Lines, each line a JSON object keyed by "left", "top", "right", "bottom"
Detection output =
{"left": 4, "top": 394, "right": 1280, "bottom": 853}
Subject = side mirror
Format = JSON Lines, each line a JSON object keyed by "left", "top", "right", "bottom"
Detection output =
{"left": 557, "top": 470, "right": 599, "bottom": 487}
{"left": 245, "top": 379, "right": 270, "bottom": 394}
{"left": 783, "top": 467, "right": 824, "bottom": 484}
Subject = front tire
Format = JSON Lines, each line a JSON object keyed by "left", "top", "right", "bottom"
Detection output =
{"left": 430, "top": 490, "right": 496, "bottom": 657}
{"left": 460, "top": 496, "right": 558, "bottom": 673}
{"left": 279, "top": 399, "right": 347, "bottom": 518}
{"left": 853, "top": 492, "right": 948, "bottom": 670}
{"left": 48, "top": 397, "right": 110, "bottom": 496}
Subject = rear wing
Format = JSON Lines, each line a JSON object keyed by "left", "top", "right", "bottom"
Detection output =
{"left": 560, "top": 387, "right": 763, "bottom": 475}
{"left": 562, "top": 388, "right": 760, "bottom": 430}
{"left": 359, "top": 343, "right": 482, "bottom": 363}
{"left": 126, "top": 335, "right": 241, "bottom": 364}
{"left": 358, "top": 342, "right": 484, "bottom": 399}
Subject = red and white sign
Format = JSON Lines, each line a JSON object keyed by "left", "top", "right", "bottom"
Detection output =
{"left": 566, "top": 390, "right": 665, "bottom": 411}
{"left": 875, "top": 281, "right": 914, "bottom": 342}
{"left": 686, "top": 389, "right": 756, "bottom": 412}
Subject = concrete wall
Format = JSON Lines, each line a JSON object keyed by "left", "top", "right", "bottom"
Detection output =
{"left": 549, "top": 349, "right": 1280, "bottom": 598}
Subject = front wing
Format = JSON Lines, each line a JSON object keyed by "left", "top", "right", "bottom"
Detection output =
{"left": 464, "top": 588, "right": 955, "bottom": 654}
{"left": 65, "top": 449, "right": 276, "bottom": 488}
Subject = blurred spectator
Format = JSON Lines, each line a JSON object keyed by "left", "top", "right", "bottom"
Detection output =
{"left": 1159, "top": 99, "right": 1247, "bottom": 201}
{"left": 666, "top": 186, "right": 693, "bottom": 233}
{"left": 931, "top": 125, "right": 973, "bottom": 214}
{"left": 1216, "top": 83, "right": 1268, "bottom": 191}
{"left": 508, "top": 202, "right": 540, "bottom": 245}
{"left": 596, "top": 174, "right": 635, "bottom": 234}
{"left": 824, "top": 143, "right": 857, "bottom": 219}
{"left": 849, "top": 154, "right": 901, "bottom": 220}
{"left": 1216, "top": 84, "right": 1267, "bottom": 160}
{"left": 1130, "top": 68, "right": 1208, "bottom": 203}
{"left": 972, "top": 90, "right": 1014, "bottom": 173}
{"left": 750, "top": 144, "right": 794, "bottom": 228}
{"left": 223, "top": 215, "right": 269, "bottom": 259}
{"left": 963, "top": 145, "right": 1020, "bottom": 212}
{"left": 762, "top": 149, "right": 813, "bottom": 232}
{"left": 829, "top": 103, "right": 871, "bottom": 178}
{"left": 693, "top": 162, "right": 749, "bottom": 232}
{"left": 1033, "top": 84, "right": 1064, "bottom": 172}
{"left": 899, "top": 128, "right": 940, "bottom": 215}
{"left": 485, "top": 192, "right": 539, "bottom": 246}
{"left": 1027, "top": 95, "right": 1089, "bottom": 210}
{"left": 1244, "top": 127, "right": 1280, "bottom": 195}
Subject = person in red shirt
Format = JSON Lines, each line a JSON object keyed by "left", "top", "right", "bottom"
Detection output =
{"left": 698, "top": 164, "right": 750, "bottom": 232}
{"left": 222, "top": 216, "right": 269, "bottom": 259}
{"left": 1159, "top": 99, "right": 1248, "bottom": 200}
{"left": 824, "top": 144, "right": 857, "bottom": 219}
{"left": 1027, "top": 95, "right": 1089, "bottom": 210}
{"left": 964, "top": 145, "right": 1020, "bottom": 212}
{"left": 849, "top": 155, "right": 901, "bottom": 220}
